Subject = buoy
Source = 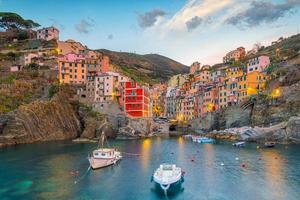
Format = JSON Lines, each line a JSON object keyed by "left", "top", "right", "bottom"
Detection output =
{"left": 220, "top": 162, "right": 225, "bottom": 166}
{"left": 191, "top": 159, "right": 195, "bottom": 162}
{"left": 241, "top": 163, "right": 247, "bottom": 168}
{"left": 256, "top": 146, "right": 260, "bottom": 149}
{"left": 235, "top": 157, "right": 239, "bottom": 161}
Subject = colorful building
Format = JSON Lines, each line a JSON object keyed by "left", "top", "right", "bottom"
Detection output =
{"left": 58, "top": 55, "right": 87, "bottom": 84}
{"left": 124, "top": 82, "right": 150, "bottom": 118}
{"left": 247, "top": 55, "right": 270, "bottom": 73}
{"left": 37, "top": 26, "right": 59, "bottom": 41}
{"left": 190, "top": 61, "right": 201, "bottom": 74}
{"left": 223, "top": 47, "right": 245, "bottom": 63}
{"left": 247, "top": 71, "right": 268, "bottom": 96}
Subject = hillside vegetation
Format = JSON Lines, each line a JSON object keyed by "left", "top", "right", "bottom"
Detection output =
{"left": 97, "top": 49, "right": 189, "bottom": 85}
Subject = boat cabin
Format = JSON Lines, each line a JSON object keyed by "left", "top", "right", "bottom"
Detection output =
{"left": 93, "top": 148, "right": 116, "bottom": 159}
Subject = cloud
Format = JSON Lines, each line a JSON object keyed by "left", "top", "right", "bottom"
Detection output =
{"left": 186, "top": 16, "right": 203, "bottom": 31}
{"left": 226, "top": 0, "right": 300, "bottom": 28}
{"left": 107, "top": 34, "right": 113, "bottom": 40}
{"left": 75, "top": 19, "right": 94, "bottom": 34}
{"left": 137, "top": 9, "right": 166, "bottom": 28}
{"left": 165, "top": 0, "right": 233, "bottom": 32}
{"left": 49, "top": 18, "right": 65, "bottom": 30}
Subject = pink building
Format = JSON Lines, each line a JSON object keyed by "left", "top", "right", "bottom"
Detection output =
{"left": 37, "top": 26, "right": 59, "bottom": 41}
{"left": 190, "top": 62, "right": 201, "bottom": 74}
{"left": 247, "top": 55, "right": 270, "bottom": 73}
{"left": 101, "top": 56, "right": 112, "bottom": 73}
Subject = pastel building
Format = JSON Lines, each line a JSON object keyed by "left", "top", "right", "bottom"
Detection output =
{"left": 37, "top": 26, "right": 59, "bottom": 41}
{"left": 58, "top": 54, "right": 87, "bottom": 84}
{"left": 247, "top": 55, "right": 270, "bottom": 73}
{"left": 168, "top": 74, "right": 187, "bottom": 88}
{"left": 194, "top": 65, "right": 211, "bottom": 83}
{"left": 190, "top": 61, "right": 201, "bottom": 74}
{"left": 124, "top": 82, "right": 150, "bottom": 118}
{"left": 247, "top": 71, "right": 268, "bottom": 96}
{"left": 57, "top": 40, "right": 86, "bottom": 55}
{"left": 223, "top": 47, "right": 245, "bottom": 63}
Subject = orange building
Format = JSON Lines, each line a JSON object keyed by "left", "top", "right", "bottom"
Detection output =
{"left": 58, "top": 57, "right": 87, "bottom": 84}
{"left": 246, "top": 71, "right": 268, "bottom": 96}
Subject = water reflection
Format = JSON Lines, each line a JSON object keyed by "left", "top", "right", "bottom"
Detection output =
{"left": 177, "top": 137, "right": 185, "bottom": 162}
{"left": 141, "top": 139, "right": 152, "bottom": 171}
{"left": 261, "top": 150, "right": 287, "bottom": 199}
{"left": 203, "top": 144, "right": 215, "bottom": 187}
{"left": 35, "top": 154, "right": 75, "bottom": 199}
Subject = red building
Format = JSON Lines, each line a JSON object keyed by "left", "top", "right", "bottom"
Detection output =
{"left": 124, "top": 82, "right": 151, "bottom": 118}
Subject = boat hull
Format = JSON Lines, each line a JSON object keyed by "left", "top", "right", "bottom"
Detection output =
{"left": 154, "top": 177, "right": 184, "bottom": 192}
{"left": 88, "top": 157, "right": 121, "bottom": 169}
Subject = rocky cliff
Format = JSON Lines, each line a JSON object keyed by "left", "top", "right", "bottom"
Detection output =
{"left": 0, "top": 94, "right": 81, "bottom": 147}
{"left": 207, "top": 116, "right": 300, "bottom": 143}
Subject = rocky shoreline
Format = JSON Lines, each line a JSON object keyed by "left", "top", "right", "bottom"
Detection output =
{"left": 202, "top": 116, "right": 300, "bottom": 144}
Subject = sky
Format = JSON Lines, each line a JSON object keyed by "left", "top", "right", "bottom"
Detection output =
{"left": 1, "top": 0, "right": 300, "bottom": 66}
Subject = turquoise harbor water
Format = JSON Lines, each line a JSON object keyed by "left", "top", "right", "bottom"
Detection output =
{"left": 0, "top": 137, "right": 300, "bottom": 200}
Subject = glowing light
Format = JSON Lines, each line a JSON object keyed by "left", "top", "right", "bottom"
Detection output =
{"left": 177, "top": 114, "right": 184, "bottom": 122}
{"left": 270, "top": 88, "right": 281, "bottom": 98}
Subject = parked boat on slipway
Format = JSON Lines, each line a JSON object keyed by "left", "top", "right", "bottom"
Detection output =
{"left": 151, "top": 164, "right": 184, "bottom": 192}
{"left": 88, "top": 133, "right": 122, "bottom": 170}
{"left": 192, "top": 136, "right": 215, "bottom": 143}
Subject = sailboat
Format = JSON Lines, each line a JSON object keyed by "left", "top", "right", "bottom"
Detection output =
{"left": 88, "top": 132, "right": 122, "bottom": 170}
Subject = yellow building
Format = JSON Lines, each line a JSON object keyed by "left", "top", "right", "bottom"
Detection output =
{"left": 58, "top": 60, "right": 87, "bottom": 84}
{"left": 246, "top": 71, "right": 268, "bottom": 96}
{"left": 226, "top": 67, "right": 245, "bottom": 104}
{"left": 237, "top": 74, "right": 247, "bottom": 102}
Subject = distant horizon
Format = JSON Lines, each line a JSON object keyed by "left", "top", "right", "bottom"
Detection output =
{"left": 1, "top": 0, "right": 300, "bottom": 66}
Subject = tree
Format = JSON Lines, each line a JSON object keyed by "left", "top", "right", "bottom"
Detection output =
{"left": 25, "top": 63, "right": 40, "bottom": 70}
{"left": 0, "top": 12, "right": 40, "bottom": 30}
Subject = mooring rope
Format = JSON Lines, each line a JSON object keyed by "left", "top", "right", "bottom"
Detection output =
{"left": 74, "top": 165, "right": 91, "bottom": 184}
{"left": 120, "top": 151, "right": 141, "bottom": 156}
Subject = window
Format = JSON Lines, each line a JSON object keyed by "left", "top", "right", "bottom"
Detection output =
{"left": 70, "top": 69, "right": 72, "bottom": 72}
{"left": 82, "top": 75, "right": 84, "bottom": 79}
{"left": 75, "top": 69, "right": 77, "bottom": 73}
{"left": 75, "top": 63, "right": 77, "bottom": 67}
{"left": 75, "top": 75, "right": 77, "bottom": 79}
{"left": 82, "top": 69, "right": 84, "bottom": 73}
{"left": 70, "top": 75, "right": 72, "bottom": 78}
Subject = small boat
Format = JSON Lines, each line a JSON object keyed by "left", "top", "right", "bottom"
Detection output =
{"left": 264, "top": 142, "right": 276, "bottom": 148}
{"left": 151, "top": 164, "right": 184, "bottom": 192}
{"left": 183, "top": 134, "right": 193, "bottom": 139}
{"left": 191, "top": 135, "right": 200, "bottom": 142}
{"left": 195, "top": 137, "right": 215, "bottom": 143}
{"left": 88, "top": 133, "right": 122, "bottom": 170}
{"left": 233, "top": 141, "right": 246, "bottom": 147}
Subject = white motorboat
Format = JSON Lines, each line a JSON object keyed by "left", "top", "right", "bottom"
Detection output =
{"left": 151, "top": 164, "right": 184, "bottom": 192}
{"left": 233, "top": 141, "right": 246, "bottom": 147}
{"left": 88, "top": 133, "right": 122, "bottom": 170}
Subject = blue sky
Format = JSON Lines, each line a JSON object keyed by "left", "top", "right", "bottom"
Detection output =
{"left": 1, "top": 0, "right": 300, "bottom": 65}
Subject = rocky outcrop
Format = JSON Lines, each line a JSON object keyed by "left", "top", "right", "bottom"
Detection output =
{"left": 117, "top": 117, "right": 154, "bottom": 139}
{"left": 191, "top": 105, "right": 251, "bottom": 131}
{"left": 207, "top": 116, "right": 300, "bottom": 143}
{"left": 78, "top": 106, "right": 116, "bottom": 139}
{"left": 0, "top": 94, "right": 81, "bottom": 147}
